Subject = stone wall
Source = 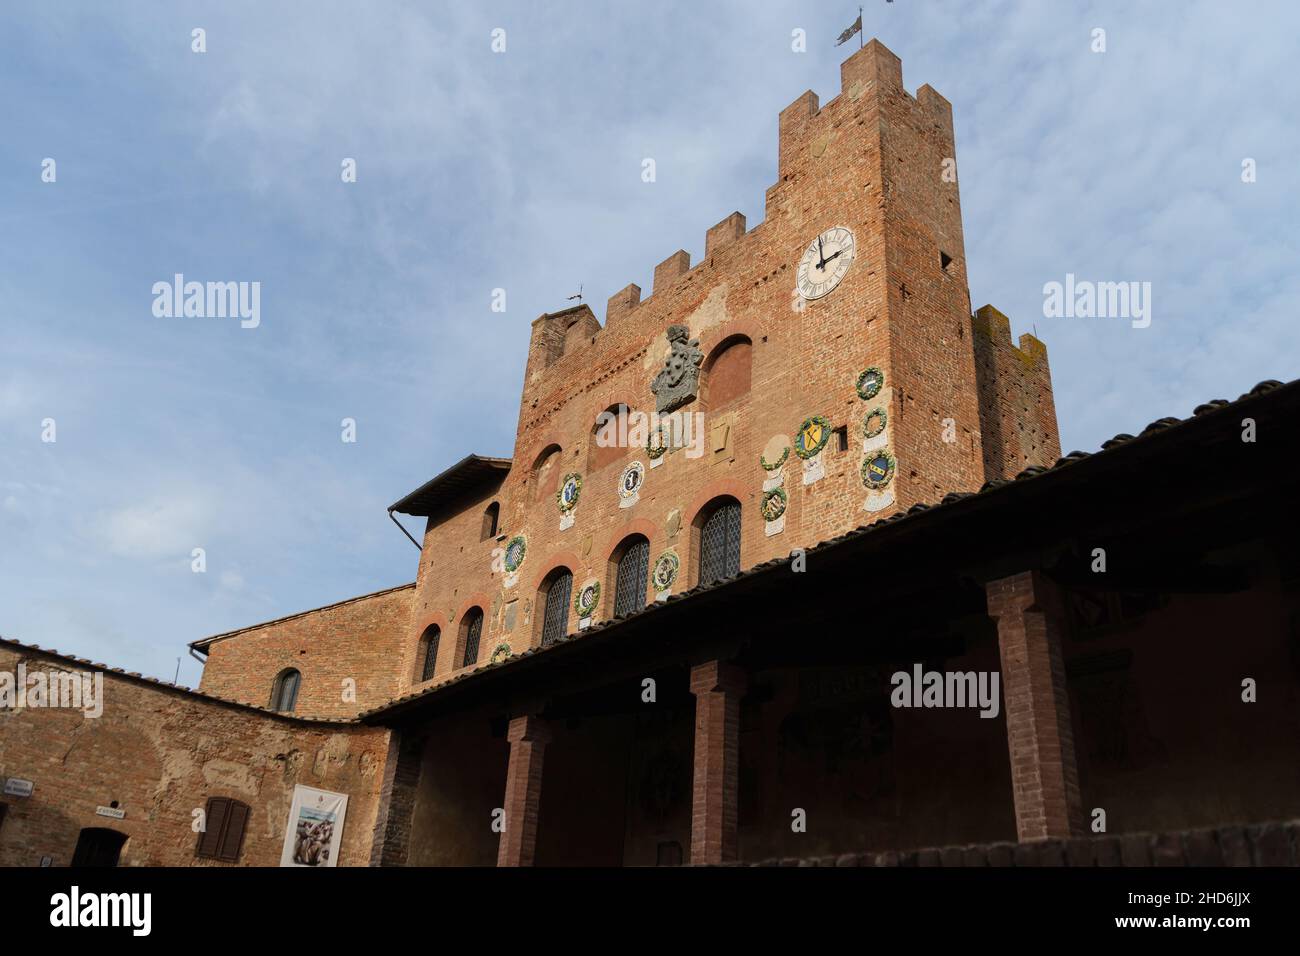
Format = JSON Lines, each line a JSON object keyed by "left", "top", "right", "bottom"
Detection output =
{"left": 0, "top": 642, "right": 390, "bottom": 867}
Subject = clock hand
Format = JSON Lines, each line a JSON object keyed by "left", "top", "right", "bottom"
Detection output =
{"left": 823, "top": 249, "right": 843, "bottom": 265}
{"left": 817, "top": 236, "right": 826, "bottom": 270}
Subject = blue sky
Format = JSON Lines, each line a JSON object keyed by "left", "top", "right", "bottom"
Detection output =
{"left": 2, "top": 1, "right": 1297, "bottom": 686}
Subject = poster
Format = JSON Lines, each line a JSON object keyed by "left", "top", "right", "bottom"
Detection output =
{"left": 280, "top": 785, "right": 348, "bottom": 868}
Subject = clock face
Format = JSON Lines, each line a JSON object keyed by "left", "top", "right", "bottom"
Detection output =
{"left": 796, "top": 226, "right": 855, "bottom": 300}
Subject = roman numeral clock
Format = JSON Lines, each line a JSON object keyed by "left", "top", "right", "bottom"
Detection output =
{"left": 795, "top": 226, "right": 855, "bottom": 301}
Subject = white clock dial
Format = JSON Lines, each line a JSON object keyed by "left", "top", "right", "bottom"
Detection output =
{"left": 796, "top": 226, "right": 855, "bottom": 301}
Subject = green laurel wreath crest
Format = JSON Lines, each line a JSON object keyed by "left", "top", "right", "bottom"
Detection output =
{"left": 856, "top": 367, "right": 884, "bottom": 401}
{"left": 556, "top": 473, "right": 583, "bottom": 513}
{"left": 863, "top": 407, "right": 887, "bottom": 440}
{"left": 652, "top": 551, "right": 680, "bottom": 591}
{"left": 760, "top": 486, "right": 788, "bottom": 521}
{"left": 794, "top": 415, "right": 832, "bottom": 460}
{"left": 574, "top": 581, "right": 600, "bottom": 619}
{"left": 861, "top": 449, "right": 897, "bottom": 489}
{"left": 760, "top": 446, "right": 789, "bottom": 471}
{"left": 503, "top": 534, "right": 528, "bottom": 573}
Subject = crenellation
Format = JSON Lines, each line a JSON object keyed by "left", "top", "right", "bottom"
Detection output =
{"left": 606, "top": 282, "right": 641, "bottom": 324}
{"left": 653, "top": 249, "right": 692, "bottom": 294}
{"left": 971, "top": 305, "right": 1060, "bottom": 481}
{"left": 916, "top": 84, "right": 954, "bottom": 128}
{"left": 840, "top": 37, "right": 903, "bottom": 96}
{"left": 705, "top": 211, "right": 747, "bottom": 259}
{"left": 777, "top": 90, "right": 820, "bottom": 174}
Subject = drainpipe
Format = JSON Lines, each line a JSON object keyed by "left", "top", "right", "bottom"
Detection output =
{"left": 388, "top": 508, "right": 422, "bottom": 550}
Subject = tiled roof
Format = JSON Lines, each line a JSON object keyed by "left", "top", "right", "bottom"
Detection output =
{"left": 389, "top": 454, "right": 511, "bottom": 517}
{"left": 0, "top": 635, "right": 358, "bottom": 726}
{"left": 189, "top": 581, "right": 415, "bottom": 651}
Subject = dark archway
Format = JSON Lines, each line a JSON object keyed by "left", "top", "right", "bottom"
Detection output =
{"left": 70, "top": 827, "right": 127, "bottom": 867}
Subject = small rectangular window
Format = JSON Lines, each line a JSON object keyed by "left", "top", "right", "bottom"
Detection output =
{"left": 834, "top": 425, "right": 848, "bottom": 452}
{"left": 940, "top": 251, "right": 953, "bottom": 273}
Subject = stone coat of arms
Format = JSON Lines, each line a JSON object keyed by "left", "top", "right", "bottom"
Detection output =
{"left": 650, "top": 325, "right": 704, "bottom": 413}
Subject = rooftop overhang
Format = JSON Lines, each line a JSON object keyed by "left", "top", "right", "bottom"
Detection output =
{"left": 389, "top": 454, "right": 512, "bottom": 518}
{"left": 360, "top": 378, "right": 1299, "bottom": 728}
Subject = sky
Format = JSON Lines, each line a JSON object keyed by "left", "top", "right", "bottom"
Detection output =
{"left": 2, "top": 1, "right": 1297, "bottom": 687}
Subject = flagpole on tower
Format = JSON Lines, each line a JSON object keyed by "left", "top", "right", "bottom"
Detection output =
{"left": 859, "top": 7, "right": 864, "bottom": 49}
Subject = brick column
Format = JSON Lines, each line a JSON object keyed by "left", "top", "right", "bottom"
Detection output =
{"left": 497, "top": 714, "right": 552, "bottom": 867}
{"left": 369, "top": 731, "right": 424, "bottom": 867}
{"left": 689, "top": 660, "right": 746, "bottom": 865}
{"left": 986, "top": 570, "right": 1084, "bottom": 842}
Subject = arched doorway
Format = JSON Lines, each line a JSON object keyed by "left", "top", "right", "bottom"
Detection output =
{"left": 70, "top": 827, "right": 127, "bottom": 867}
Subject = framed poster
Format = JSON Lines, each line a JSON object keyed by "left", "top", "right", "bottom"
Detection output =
{"left": 280, "top": 785, "right": 348, "bottom": 868}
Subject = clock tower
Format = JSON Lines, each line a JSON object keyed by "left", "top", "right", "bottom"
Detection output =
{"left": 427, "top": 38, "right": 1062, "bottom": 666}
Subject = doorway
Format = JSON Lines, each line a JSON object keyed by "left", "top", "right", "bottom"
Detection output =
{"left": 70, "top": 827, "right": 127, "bottom": 867}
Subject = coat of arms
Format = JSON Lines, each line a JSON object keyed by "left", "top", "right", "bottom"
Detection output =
{"left": 650, "top": 325, "right": 704, "bottom": 413}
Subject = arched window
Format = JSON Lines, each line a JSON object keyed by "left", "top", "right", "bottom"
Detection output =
{"left": 460, "top": 609, "right": 484, "bottom": 667}
{"left": 539, "top": 568, "right": 573, "bottom": 647}
{"left": 270, "top": 669, "right": 301, "bottom": 713}
{"left": 612, "top": 535, "right": 650, "bottom": 617}
{"left": 481, "top": 502, "right": 500, "bottom": 541}
{"left": 589, "top": 403, "right": 630, "bottom": 472}
{"left": 532, "top": 445, "right": 562, "bottom": 504}
{"left": 698, "top": 498, "right": 741, "bottom": 585}
{"left": 703, "top": 336, "right": 752, "bottom": 410}
{"left": 419, "top": 625, "right": 441, "bottom": 682}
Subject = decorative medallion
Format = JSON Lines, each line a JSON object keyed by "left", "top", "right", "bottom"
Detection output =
{"left": 856, "top": 367, "right": 884, "bottom": 401}
{"left": 652, "top": 551, "right": 680, "bottom": 592}
{"left": 619, "top": 460, "right": 645, "bottom": 504}
{"left": 574, "top": 580, "right": 600, "bottom": 620}
{"left": 647, "top": 423, "right": 668, "bottom": 461}
{"left": 796, "top": 226, "right": 855, "bottom": 301}
{"left": 760, "top": 487, "right": 788, "bottom": 522}
{"left": 650, "top": 325, "right": 705, "bottom": 414}
{"left": 863, "top": 407, "right": 887, "bottom": 440}
{"left": 490, "top": 642, "right": 513, "bottom": 664}
{"left": 861, "top": 450, "right": 897, "bottom": 489}
{"left": 503, "top": 534, "right": 528, "bottom": 573}
{"left": 760, "top": 446, "right": 789, "bottom": 472}
{"left": 794, "top": 415, "right": 832, "bottom": 460}
{"left": 556, "top": 473, "right": 582, "bottom": 513}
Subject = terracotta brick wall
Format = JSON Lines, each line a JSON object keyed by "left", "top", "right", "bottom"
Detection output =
{"left": 401, "top": 40, "right": 1055, "bottom": 694}
{"left": 973, "top": 305, "right": 1061, "bottom": 480}
{"left": 197, "top": 583, "right": 414, "bottom": 718}
{"left": 0, "top": 644, "right": 390, "bottom": 867}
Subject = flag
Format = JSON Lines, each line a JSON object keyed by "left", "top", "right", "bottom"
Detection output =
{"left": 835, "top": 14, "right": 862, "bottom": 46}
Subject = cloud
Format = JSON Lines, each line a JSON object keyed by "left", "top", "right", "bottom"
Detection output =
{"left": 95, "top": 495, "right": 214, "bottom": 561}
{"left": 1, "top": 0, "right": 1296, "bottom": 683}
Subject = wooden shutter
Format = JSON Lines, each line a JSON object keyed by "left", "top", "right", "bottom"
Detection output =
{"left": 196, "top": 797, "right": 249, "bottom": 862}
{"left": 195, "top": 797, "right": 229, "bottom": 859}
{"left": 218, "top": 800, "right": 250, "bottom": 862}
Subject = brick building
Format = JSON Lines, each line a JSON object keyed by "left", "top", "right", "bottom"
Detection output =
{"left": 3, "top": 40, "right": 1299, "bottom": 868}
